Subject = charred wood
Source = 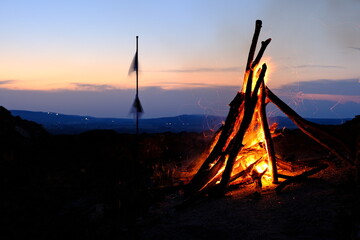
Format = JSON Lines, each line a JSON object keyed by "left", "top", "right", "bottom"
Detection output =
{"left": 277, "top": 174, "right": 293, "bottom": 180}
{"left": 230, "top": 157, "right": 263, "bottom": 183}
{"left": 275, "top": 164, "right": 328, "bottom": 193}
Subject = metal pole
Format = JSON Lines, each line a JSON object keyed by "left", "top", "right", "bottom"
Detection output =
{"left": 136, "top": 36, "right": 139, "bottom": 135}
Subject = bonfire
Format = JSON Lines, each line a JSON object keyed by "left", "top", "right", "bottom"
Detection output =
{"left": 184, "top": 20, "right": 354, "bottom": 199}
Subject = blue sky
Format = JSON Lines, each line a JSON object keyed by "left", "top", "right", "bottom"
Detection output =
{"left": 0, "top": 0, "right": 359, "bottom": 118}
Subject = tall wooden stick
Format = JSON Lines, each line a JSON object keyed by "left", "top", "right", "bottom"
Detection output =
{"left": 242, "top": 20, "right": 263, "bottom": 94}
{"left": 259, "top": 80, "right": 278, "bottom": 183}
{"left": 246, "top": 20, "right": 262, "bottom": 72}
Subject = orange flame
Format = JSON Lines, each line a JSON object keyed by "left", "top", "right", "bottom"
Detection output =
{"left": 181, "top": 57, "right": 276, "bottom": 190}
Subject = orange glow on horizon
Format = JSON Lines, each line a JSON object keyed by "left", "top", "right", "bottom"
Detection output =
{"left": 0, "top": 65, "right": 244, "bottom": 91}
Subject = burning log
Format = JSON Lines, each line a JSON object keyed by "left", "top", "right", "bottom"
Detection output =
{"left": 186, "top": 92, "right": 245, "bottom": 194}
{"left": 252, "top": 165, "right": 268, "bottom": 197}
{"left": 230, "top": 156, "right": 263, "bottom": 184}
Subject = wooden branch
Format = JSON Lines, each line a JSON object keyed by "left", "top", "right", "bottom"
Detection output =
{"left": 275, "top": 164, "right": 328, "bottom": 193}
{"left": 246, "top": 20, "right": 262, "bottom": 71}
{"left": 242, "top": 20, "right": 262, "bottom": 94}
{"left": 185, "top": 93, "right": 244, "bottom": 195}
{"left": 251, "top": 38, "right": 272, "bottom": 69}
{"left": 244, "top": 70, "right": 254, "bottom": 101}
{"left": 277, "top": 174, "right": 293, "bottom": 180}
{"left": 195, "top": 154, "right": 226, "bottom": 192}
{"left": 230, "top": 157, "right": 263, "bottom": 183}
{"left": 259, "top": 80, "right": 278, "bottom": 183}
{"left": 252, "top": 64, "right": 267, "bottom": 100}
{"left": 266, "top": 87, "right": 353, "bottom": 165}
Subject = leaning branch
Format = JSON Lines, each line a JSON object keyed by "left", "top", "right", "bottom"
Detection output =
{"left": 266, "top": 87, "right": 353, "bottom": 165}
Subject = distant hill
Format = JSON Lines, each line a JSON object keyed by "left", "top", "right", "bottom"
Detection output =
{"left": 0, "top": 107, "right": 48, "bottom": 140}
{"left": 10, "top": 109, "right": 352, "bottom": 135}
{"left": 10, "top": 110, "right": 225, "bottom": 134}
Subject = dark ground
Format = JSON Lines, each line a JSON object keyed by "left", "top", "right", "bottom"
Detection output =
{"left": 138, "top": 163, "right": 360, "bottom": 240}
{"left": 1, "top": 106, "right": 359, "bottom": 239}
{"left": 136, "top": 117, "right": 360, "bottom": 240}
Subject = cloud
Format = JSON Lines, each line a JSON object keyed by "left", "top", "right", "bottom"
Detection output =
{"left": 160, "top": 66, "right": 243, "bottom": 73}
{"left": 294, "top": 65, "right": 344, "bottom": 69}
{"left": 0, "top": 86, "right": 237, "bottom": 118}
{"left": 277, "top": 92, "right": 360, "bottom": 104}
{"left": 268, "top": 78, "right": 360, "bottom": 118}
{"left": 277, "top": 78, "right": 360, "bottom": 96}
{"left": 0, "top": 80, "right": 16, "bottom": 85}
{"left": 266, "top": 97, "right": 359, "bottom": 119}
{"left": 0, "top": 80, "right": 358, "bottom": 119}
{"left": 349, "top": 46, "right": 360, "bottom": 51}
{"left": 71, "top": 83, "right": 118, "bottom": 91}
{"left": 153, "top": 81, "right": 240, "bottom": 90}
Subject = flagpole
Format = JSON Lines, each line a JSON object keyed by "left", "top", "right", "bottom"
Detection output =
{"left": 135, "top": 36, "right": 139, "bottom": 135}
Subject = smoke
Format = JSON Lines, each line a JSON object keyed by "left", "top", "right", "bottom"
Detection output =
{"left": 322, "top": 0, "right": 360, "bottom": 49}
{"left": 262, "top": 0, "right": 360, "bottom": 49}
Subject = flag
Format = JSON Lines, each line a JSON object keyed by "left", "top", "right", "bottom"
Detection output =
{"left": 128, "top": 51, "right": 138, "bottom": 75}
{"left": 131, "top": 95, "right": 144, "bottom": 115}
{"left": 129, "top": 36, "right": 143, "bottom": 119}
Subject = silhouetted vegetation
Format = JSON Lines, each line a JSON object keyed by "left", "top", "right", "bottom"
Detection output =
{"left": 0, "top": 106, "right": 212, "bottom": 239}
{"left": 1, "top": 106, "right": 359, "bottom": 239}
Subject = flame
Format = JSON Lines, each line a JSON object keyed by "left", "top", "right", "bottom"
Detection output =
{"left": 225, "top": 62, "right": 276, "bottom": 186}
{"left": 255, "top": 162, "right": 268, "bottom": 174}
{"left": 182, "top": 56, "right": 278, "bottom": 192}
{"left": 251, "top": 57, "right": 273, "bottom": 91}
{"left": 199, "top": 92, "right": 274, "bottom": 188}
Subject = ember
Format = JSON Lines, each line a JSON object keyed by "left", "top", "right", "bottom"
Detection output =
{"left": 184, "top": 20, "right": 354, "bottom": 199}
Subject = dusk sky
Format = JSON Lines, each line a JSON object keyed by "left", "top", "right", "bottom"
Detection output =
{"left": 0, "top": 0, "right": 359, "bottom": 119}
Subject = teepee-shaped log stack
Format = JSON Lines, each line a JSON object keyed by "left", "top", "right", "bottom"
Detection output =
{"left": 185, "top": 20, "right": 353, "bottom": 198}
